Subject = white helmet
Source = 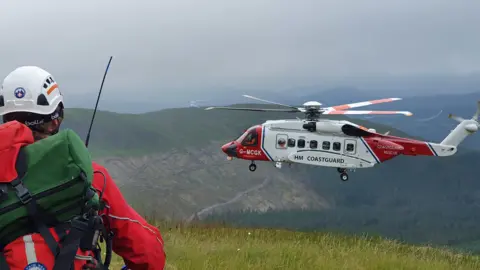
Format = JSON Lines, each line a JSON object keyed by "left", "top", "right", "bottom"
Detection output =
{"left": 0, "top": 66, "right": 63, "bottom": 116}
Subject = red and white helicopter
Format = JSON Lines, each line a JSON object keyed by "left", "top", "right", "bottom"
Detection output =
{"left": 206, "top": 95, "right": 479, "bottom": 181}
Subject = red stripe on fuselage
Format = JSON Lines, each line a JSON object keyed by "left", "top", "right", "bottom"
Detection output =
{"left": 363, "top": 134, "right": 435, "bottom": 162}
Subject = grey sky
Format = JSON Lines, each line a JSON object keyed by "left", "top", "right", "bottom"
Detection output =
{"left": 0, "top": 0, "right": 479, "bottom": 103}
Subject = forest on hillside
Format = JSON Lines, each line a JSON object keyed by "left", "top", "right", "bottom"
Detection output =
{"left": 203, "top": 149, "right": 480, "bottom": 253}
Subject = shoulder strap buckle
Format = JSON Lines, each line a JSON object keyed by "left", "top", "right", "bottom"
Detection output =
{"left": 11, "top": 178, "right": 32, "bottom": 204}
{"left": 0, "top": 184, "right": 8, "bottom": 203}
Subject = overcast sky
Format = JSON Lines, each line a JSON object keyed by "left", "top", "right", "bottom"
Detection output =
{"left": 0, "top": 0, "right": 479, "bottom": 103}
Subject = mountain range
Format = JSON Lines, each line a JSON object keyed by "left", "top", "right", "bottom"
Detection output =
{"left": 66, "top": 84, "right": 480, "bottom": 149}
{"left": 63, "top": 73, "right": 480, "bottom": 113}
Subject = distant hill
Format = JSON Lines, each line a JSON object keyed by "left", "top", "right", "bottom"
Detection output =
{"left": 63, "top": 104, "right": 410, "bottom": 158}
{"left": 60, "top": 105, "right": 480, "bottom": 252}
{"left": 63, "top": 73, "right": 480, "bottom": 113}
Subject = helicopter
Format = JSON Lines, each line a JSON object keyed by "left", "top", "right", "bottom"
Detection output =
{"left": 205, "top": 95, "right": 479, "bottom": 181}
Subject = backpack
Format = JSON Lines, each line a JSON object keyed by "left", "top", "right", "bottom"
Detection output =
{"left": 0, "top": 121, "right": 113, "bottom": 270}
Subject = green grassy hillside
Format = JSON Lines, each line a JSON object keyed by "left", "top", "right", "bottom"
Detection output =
{"left": 107, "top": 224, "right": 480, "bottom": 270}
{"left": 61, "top": 104, "right": 480, "bottom": 254}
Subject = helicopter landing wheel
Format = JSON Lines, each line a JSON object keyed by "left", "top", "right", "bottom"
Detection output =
{"left": 340, "top": 172, "right": 349, "bottom": 181}
{"left": 337, "top": 168, "right": 346, "bottom": 173}
{"left": 249, "top": 163, "right": 257, "bottom": 172}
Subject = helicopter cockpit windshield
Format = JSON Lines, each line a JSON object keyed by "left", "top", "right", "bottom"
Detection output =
{"left": 237, "top": 127, "right": 258, "bottom": 146}
{"left": 235, "top": 129, "right": 248, "bottom": 142}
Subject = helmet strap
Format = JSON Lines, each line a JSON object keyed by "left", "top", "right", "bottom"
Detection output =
{"left": 2, "top": 104, "right": 64, "bottom": 139}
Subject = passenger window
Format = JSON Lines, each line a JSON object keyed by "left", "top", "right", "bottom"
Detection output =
{"left": 298, "top": 139, "right": 305, "bottom": 148}
{"left": 277, "top": 138, "right": 287, "bottom": 148}
{"left": 310, "top": 140, "right": 317, "bottom": 149}
{"left": 346, "top": 143, "right": 355, "bottom": 152}
{"left": 333, "top": 142, "right": 341, "bottom": 151}
{"left": 322, "top": 141, "right": 330, "bottom": 150}
{"left": 241, "top": 129, "right": 258, "bottom": 146}
{"left": 287, "top": 138, "right": 296, "bottom": 147}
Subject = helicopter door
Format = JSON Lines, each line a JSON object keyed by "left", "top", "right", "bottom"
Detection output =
{"left": 344, "top": 139, "right": 357, "bottom": 155}
{"left": 276, "top": 134, "right": 288, "bottom": 149}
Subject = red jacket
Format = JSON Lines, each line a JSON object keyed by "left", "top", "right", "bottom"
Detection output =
{"left": 3, "top": 161, "right": 166, "bottom": 270}
{"left": 92, "top": 161, "right": 166, "bottom": 269}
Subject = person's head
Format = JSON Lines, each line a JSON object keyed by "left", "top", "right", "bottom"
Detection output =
{"left": 0, "top": 66, "right": 64, "bottom": 140}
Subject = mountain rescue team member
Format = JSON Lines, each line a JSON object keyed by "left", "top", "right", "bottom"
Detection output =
{"left": 0, "top": 66, "right": 166, "bottom": 270}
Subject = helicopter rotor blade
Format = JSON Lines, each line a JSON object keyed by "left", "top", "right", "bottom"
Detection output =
{"left": 325, "top": 98, "right": 402, "bottom": 111}
{"left": 204, "top": 106, "right": 300, "bottom": 112}
{"left": 473, "top": 100, "right": 480, "bottom": 120}
{"left": 242, "top": 95, "right": 299, "bottom": 110}
{"left": 323, "top": 110, "right": 413, "bottom": 116}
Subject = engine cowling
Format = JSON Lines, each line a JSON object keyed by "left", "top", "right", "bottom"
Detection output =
{"left": 302, "top": 121, "right": 344, "bottom": 133}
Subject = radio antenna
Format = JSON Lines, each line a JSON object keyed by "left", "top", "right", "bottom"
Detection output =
{"left": 85, "top": 56, "right": 113, "bottom": 147}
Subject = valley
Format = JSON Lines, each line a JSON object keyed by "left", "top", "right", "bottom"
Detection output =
{"left": 60, "top": 103, "right": 480, "bottom": 252}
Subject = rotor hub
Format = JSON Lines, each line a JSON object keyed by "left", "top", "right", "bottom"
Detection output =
{"left": 303, "top": 101, "right": 322, "bottom": 107}
{"left": 302, "top": 101, "right": 323, "bottom": 121}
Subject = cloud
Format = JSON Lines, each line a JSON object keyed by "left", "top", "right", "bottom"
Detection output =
{"left": 0, "top": 0, "right": 479, "bottom": 102}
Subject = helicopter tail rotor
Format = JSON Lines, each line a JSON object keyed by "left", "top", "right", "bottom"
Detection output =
{"left": 441, "top": 100, "right": 480, "bottom": 146}
{"left": 448, "top": 114, "right": 466, "bottom": 123}
{"left": 448, "top": 101, "right": 480, "bottom": 123}
{"left": 473, "top": 100, "right": 480, "bottom": 120}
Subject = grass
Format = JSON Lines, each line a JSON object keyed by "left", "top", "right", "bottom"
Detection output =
{"left": 105, "top": 223, "right": 480, "bottom": 270}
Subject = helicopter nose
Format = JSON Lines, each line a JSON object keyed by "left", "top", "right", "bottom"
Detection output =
{"left": 222, "top": 142, "right": 237, "bottom": 157}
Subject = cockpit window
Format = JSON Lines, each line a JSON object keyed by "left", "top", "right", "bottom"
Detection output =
{"left": 236, "top": 130, "right": 248, "bottom": 142}
{"left": 241, "top": 128, "right": 258, "bottom": 146}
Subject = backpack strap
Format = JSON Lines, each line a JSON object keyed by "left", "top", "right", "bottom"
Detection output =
{"left": 0, "top": 251, "right": 9, "bottom": 270}
{"left": 53, "top": 214, "right": 113, "bottom": 270}
{"left": 92, "top": 228, "right": 114, "bottom": 270}
{"left": 0, "top": 147, "right": 59, "bottom": 269}
{"left": 53, "top": 216, "right": 94, "bottom": 270}
{"left": 12, "top": 149, "right": 59, "bottom": 256}
{"left": 0, "top": 184, "right": 8, "bottom": 204}
{"left": 53, "top": 177, "right": 110, "bottom": 270}
{"left": 103, "top": 230, "right": 114, "bottom": 268}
